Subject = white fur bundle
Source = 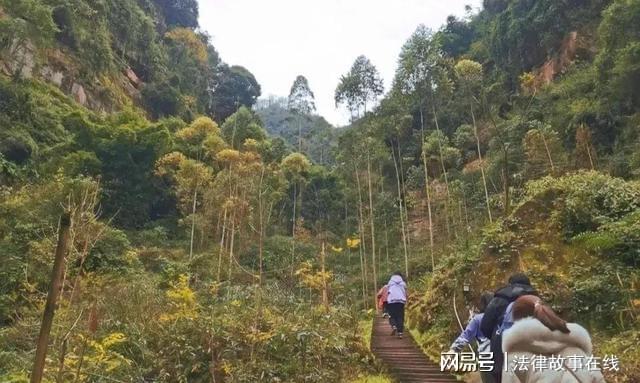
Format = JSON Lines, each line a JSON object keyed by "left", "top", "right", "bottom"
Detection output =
{"left": 501, "top": 318, "right": 606, "bottom": 383}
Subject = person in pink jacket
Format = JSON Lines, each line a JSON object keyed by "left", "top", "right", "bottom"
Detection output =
{"left": 376, "top": 285, "right": 389, "bottom": 318}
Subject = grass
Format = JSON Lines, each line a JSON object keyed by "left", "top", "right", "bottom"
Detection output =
{"left": 354, "top": 314, "right": 394, "bottom": 383}
{"left": 359, "top": 316, "right": 374, "bottom": 350}
{"left": 350, "top": 375, "right": 394, "bottom": 383}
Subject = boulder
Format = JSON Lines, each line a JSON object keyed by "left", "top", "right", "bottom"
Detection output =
{"left": 41, "top": 66, "right": 64, "bottom": 87}
{"left": 71, "top": 83, "right": 87, "bottom": 105}
{"left": 124, "top": 67, "right": 142, "bottom": 88}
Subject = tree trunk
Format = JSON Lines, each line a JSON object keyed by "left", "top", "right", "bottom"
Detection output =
{"left": 462, "top": 191, "right": 471, "bottom": 233}
{"left": 56, "top": 339, "right": 67, "bottom": 383}
{"left": 217, "top": 209, "right": 227, "bottom": 282}
{"left": 257, "top": 168, "right": 265, "bottom": 286}
{"left": 298, "top": 115, "right": 302, "bottom": 152}
{"left": 227, "top": 213, "right": 236, "bottom": 282}
{"left": 379, "top": 163, "right": 390, "bottom": 275}
{"left": 397, "top": 141, "right": 411, "bottom": 249}
{"left": 366, "top": 149, "right": 378, "bottom": 304}
{"left": 586, "top": 145, "right": 595, "bottom": 170}
{"left": 73, "top": 338, "right": 87, "bottom": 383}
{"left": 358, "top": 235, "right": 366, "bottom": 309}
{"left": 31, "top": 213, "right": 71, "bottom": 383}
{"left": 320, "top": 242, "right": 329, "bottom": 312}
{"left": 391, "top": 143, "right": 409, "bottom": 278}
{"left": 69, "top": 238, "right": 90, "bottom": 303}
{"left": 231, "top": 102, "right": 238, "bottom": 148}
{"left": 355, "top": 167, "right": 369, "bottom": 308}
{"left": 503, "top": 146, "right": 511, "bottom": 216}
{"left": 189, "top": 187, "right": 198, "bottom": 261}
{"left": 420, "top": 109, "right": 435, "bottom": 271}
{"left": 470, "top": 105, "right": 493, "bottom": 223}
{"left": 432, "top": 103, "right": 453, "bottom": 238}
{"left": 541, "top": 134, "right": 555, "bottom": 174}
{"left": 291, "top": 183, "right": 297, "bottom": 276}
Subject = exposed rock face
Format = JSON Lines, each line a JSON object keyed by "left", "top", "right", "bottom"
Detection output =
{"left": 18, "top": 49, "right": 35, "bottom": 79}
{"left": 2, "top": 42, "right": 36, "bottom": 78}
{"left": 534, "top": 31, "right": 579, "bottom": 88}
{"left": 2, "top": 45, "right": 142, "bottom": 113}
{"left": 124, "top": 67, "right": 142, "bottom": 88}
{"left": 41, "top": 66, "right": 64, "bottom": 86}
{"left": 71, "top": 83, "right": 87, "bottom": 105}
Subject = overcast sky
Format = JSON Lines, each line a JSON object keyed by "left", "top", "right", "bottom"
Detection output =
{"left": 199, "top": 0, "right": 482, "bottom": 126}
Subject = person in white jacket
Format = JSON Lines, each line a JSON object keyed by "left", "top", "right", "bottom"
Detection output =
{"left": 386, "top": 272, "right": 407, "bottom": 338}
{"left": 501, "top": 295, "right": 606, "bottom": 383}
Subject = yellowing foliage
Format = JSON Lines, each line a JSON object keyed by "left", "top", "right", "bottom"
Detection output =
{"left": 155, "top": 151, "right": 188, "bottom": 177}
{"left": 346, "top": 237, "right": 361, "bottom": 249}
{"left": 176, "top": 116, "right": 221, "bottom": 142}
{"left": 295, "top": 261, "right": 332, "bottom": 290}
{"left": 85, "top": 333, "right": 131, "bottom": 372}
{"left": 281, "top": 152, "right": 311, "bottom": 176}
{"left": 160, "top": 274, "right": 198, "bottom": 321}
{"left": 204, "top": 134, "right": 227, "bottom": 157}
{"left": 217, "top": 148, "right": 242, "bottom": 163}
{"left": 165, "top": 28, "right": 208, "bottom": 66}
{"left": 519, "top": 71, "right": 536, "bottom": 94}
{"left": 455, "top": 59, "right": 483, "bottom": 84}
{"left": 243, "top": 138, "right": 259, "bottom": 152}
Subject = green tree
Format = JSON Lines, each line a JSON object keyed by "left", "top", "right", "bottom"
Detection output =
{"left": 154, "top": 0, "right": 199, "bottom": 28}
{"left": 221, "top": 107, "right": 267, "bottom": 150}
{"left": 175, "top": 116, "right": 222, "bottom": 160}
{"left": 455, "top": 59, "right": 492, "bottom": 223}
{"left": 281, "top": 152, "right": 311, "bottom": 271}
{"left": 523, "top": 121, "right": 564, "bottom": 179}
{"left": 436, "top": 15, "right": 475, "bottom": 58}
{"left": 395, "top": 24, "right": 456, "bottom": 250}
{"left": 156, "top": 152, "right": 214, "bottom": 260}
{"left": 288, "top": 75, "right": 316, "bottom": 151}
{"left": 211, "top": 65, "right": 261, "bottom": 122}
{"left": 335, "top": 55, "right": 384, "bottom": 120}
{"left": 596, "top": 0, "right": 640, "bottom": 112}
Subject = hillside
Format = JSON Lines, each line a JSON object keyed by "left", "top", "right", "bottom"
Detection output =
{"left": 255, "top": 97, "right": 339, "bottom": 166}
{"left": 331, "top": 0, "right": 640, "bottom": 381}
{"left": 0, "top": 1, "right": 382, "bottom": 381}
{"left": 1, "top": 0, "right": 640, "bottom": 382}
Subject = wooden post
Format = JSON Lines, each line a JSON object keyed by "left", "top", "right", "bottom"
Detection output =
{"left": 189, "top": 187, "right": 198, "bottom": 261}
{"left": 503, "top": 145, "right": 510, "bottom": 216}
{"left": 31, "top": 212, "right": 71, "bottom": 383}
{"left": 320, "top": 242, "right": 329, "bottom": 312}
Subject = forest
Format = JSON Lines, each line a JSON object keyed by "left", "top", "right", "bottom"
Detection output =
{"left": 0, "top": 0, "right": 639, "bottom": 382}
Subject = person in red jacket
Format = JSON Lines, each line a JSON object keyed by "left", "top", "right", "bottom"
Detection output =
{"left": 376, "top": 284, "right": 389, "bottom": 318}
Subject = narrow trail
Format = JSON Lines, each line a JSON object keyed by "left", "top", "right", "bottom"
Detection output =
{"left": 371, "top": 316, "right": 457, "bottom": 383}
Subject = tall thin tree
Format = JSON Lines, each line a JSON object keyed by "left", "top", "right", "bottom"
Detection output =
{"left": 288, "top": 75, "right": 316, "bottom": 152}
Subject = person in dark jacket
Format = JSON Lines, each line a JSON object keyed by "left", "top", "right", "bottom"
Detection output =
{"left": 480, "top": 273, "right": 537, "bottom": 383}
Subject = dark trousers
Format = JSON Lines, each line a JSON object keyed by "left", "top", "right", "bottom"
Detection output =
{"left": 490, "top": 332, "right": 503, "bottom": 383}
{"left": 481, "top": 371, "right": 497, "bottom": 383}
{"left": 387, "top": 302, "right": 405, "bottom": 333}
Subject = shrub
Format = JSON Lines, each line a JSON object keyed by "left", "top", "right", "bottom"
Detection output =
{"left": 142, "top": 81, "right": 184, "bottom": 119}
{"left": 524, "top": 171, "right": 640, "bottom": 237}
{"left": 574, "top": 211, "right": 640, "bottom": 267}
{"left": 84, "top": 227, "right": 132, "bottom": 272}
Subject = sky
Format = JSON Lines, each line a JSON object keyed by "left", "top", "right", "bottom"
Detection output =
{"left": 198, "top": 0, "right": 482, "bottom": 127}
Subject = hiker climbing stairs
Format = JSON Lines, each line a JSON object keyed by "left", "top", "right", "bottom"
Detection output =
{"left": 371, "top": 316, "right": 457, "bottom": 383}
